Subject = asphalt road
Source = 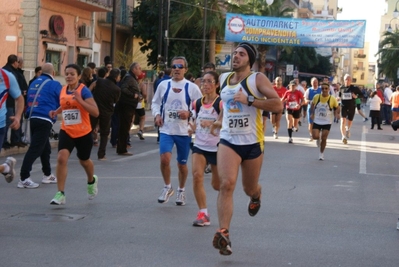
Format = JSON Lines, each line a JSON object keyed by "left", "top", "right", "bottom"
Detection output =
{"left": 0, "top": 110, "right": 398, "bottom": 267}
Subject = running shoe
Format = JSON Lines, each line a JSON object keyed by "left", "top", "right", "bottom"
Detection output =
{"left": 363, "top": 118, "right": 368, "bottom": 122}
{"left": 87, "top": 175, "right": 98, "bottom": 200}
{"left": 17, "top": 178, "right": 39, "bottom": 189}
{"left": 273, "top": 133, "right": 278, "bottom": 139}
{"left": 319, "top": 152, "right": 324, "bottom": 161}
{"left": 288, "top": 138, "right": 293, "bottom": 144}
{"left": 193, "top": 211, "right": 210, "bottom": 226}
{"left": 42, "top": 174, "right": 57, "bottom": 184}
{"left": 298, "top": 120, "right": 302, "bottom": 126}
{"left": 137, "top": 130, "right": 145, "bottom": 140}
{"left": 204, "top": 163, "right": 212, "bottom": 174}
{"left": 213, "top": 228, "right": 232, "bottom": 256}
{"left": 292, "top": 127, "right": 298, "bottom": 132}
{"left": 158, "top": 186, "right": 174, "bottom": 203}
{"left": 342, "top": 137, "right": 348, "bottom": 144}
{"left": 175, "top": 189, "right": 186, "bottom": 206}
{"left": 50, "top": 191, "right": 66, "bottom": 205}
{"left": 248, "top": 193, "right": 261, "bottom": 217}
{"left": 2, "top": 157, "right": 16, "bottom": 183}
{"left": 308, "top": 135, "right": 313, "bottom": 142}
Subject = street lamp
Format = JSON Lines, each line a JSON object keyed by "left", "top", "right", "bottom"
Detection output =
{"left": 394, "top": 0, "right": 399, "bottom": 18}
{"left": 387, "top": 18, "right": 399, "bottom": 33}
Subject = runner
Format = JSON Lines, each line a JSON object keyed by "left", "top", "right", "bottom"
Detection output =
{"left": 209, "top": 42, "right": 282, "bottom": 255}
{"left": 270, "top": 77, "right": 287, "bottom": 139}
{"left": 281, "top": 80, "right": 304, "bottom": 143}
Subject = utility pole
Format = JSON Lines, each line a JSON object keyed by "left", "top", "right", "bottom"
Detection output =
{"left": 201, "top": 0, "right": 208, "bottom": 68}
{"left": 157, "top": 0, "right": 164, "bottom": 72}
{"left": 110, "top": 0, "right": 117, "bottom": 65}
{"left": 164, "top": 0, "right": 170, "bottom": 67}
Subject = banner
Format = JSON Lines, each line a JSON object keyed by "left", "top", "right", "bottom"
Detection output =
{"left": 225, "top": 13, "right": 366, "bottom": 48}
{"left": 215, "top": 44, "right": 232, "bottom": 70}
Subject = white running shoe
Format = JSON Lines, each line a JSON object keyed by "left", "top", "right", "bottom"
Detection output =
{"left": 308, "top": 135, "right": 313, "bottom": 142}
{"left": 42, "top": 174, "right": 57, "bottom": 184}
{"left": 175, "top": 190, "right": 186, "bottom": 206}
{"left": 17, "top": 178, "right": 39, "bottom": 189}
{"left": 2, "top": 157, "right": 16, "bottom": 183}
{"left": 319, "top": 153, "right": 324, "bottom": 161}
{"left": 273, "top": 133, "right": 278, "bottom": 139}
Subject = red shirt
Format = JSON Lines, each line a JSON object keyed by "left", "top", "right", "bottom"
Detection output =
{"left": 281, "top": 90, "right": 304, "bottom": 110}
{"left": 274, "top": 86, "right": 287, "bottom": 98}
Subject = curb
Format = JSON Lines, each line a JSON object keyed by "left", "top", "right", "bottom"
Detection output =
{"left": 0, "top": 125, "right": 155, "bottom": 157}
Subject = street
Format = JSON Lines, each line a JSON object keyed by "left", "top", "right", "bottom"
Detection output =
{"left": 0, "top": 111, "right": 398, "bottom": 267}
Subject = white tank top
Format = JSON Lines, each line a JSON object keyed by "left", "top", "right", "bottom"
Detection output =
{"left": 219, "top": 72, "right": 265, "bottom": 145}
{"left": 193, "top": 97, "right": 221, "bottom": 152}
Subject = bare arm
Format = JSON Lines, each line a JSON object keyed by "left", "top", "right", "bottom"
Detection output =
{"left": 9, "top": 95, "right": 24, "bottom": 130}
{"left": 73, "top": 91, "right": 99, "bottom": 118}
{"left": 253, "top": 73, "right": 283, "bottom": 113}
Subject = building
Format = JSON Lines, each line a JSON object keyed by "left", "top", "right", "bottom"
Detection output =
{"left": 0, "top": 0, "right": 153, "bottom": 82}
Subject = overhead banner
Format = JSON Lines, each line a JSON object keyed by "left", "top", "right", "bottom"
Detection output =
{"left": 225, "top": 13, "right": 366, "bottom": 48}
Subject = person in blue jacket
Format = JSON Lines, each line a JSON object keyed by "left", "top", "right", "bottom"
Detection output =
{"left": 17, "top": 63, "right": 62, "bottom": 189}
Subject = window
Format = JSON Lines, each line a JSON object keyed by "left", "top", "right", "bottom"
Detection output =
{"left": 77, "top": 55, "right": 88, "bottom": 69}
{"left": 45, "top": 51, "right": 61, "bottom": 76}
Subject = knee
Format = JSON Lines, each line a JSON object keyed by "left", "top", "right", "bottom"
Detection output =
{"left": 192, "top": 170, "right": 203, "bottom": 185}
{"left": 211, "top": 178, "right": 220, "bottom": 191}
{"left": 243, "top": 184, "right": 259, "bottom": 197}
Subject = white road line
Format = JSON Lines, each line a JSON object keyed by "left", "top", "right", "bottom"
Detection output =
{"left": 364, "top": 173, "right": 399, "bottom": 178}
{"left": 359, "top": 125, "right": 367, "bottom": 174}
{"left": 112, "top": 148, "right": 159, "bottom": 162}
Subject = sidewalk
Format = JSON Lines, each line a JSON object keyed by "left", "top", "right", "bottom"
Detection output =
{"left": 0, "top": 109, "right": 155, "bottom": 157}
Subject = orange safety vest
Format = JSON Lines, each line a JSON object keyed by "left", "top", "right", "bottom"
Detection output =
{"left": 60, "top": 83, "right": 91, "bottom": 138}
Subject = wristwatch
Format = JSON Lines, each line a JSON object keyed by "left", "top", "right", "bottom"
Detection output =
{"left": 247, "top": 95, "right": 255, "bottom": 106}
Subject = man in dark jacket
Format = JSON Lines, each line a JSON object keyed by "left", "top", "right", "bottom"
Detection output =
{"left": 2, "top": 55, "right": 28, "bottom": 148}
{"left": 18, "top": 63, "right": 62, "bottom": 189}
{"left": 90, "top": 68, "right": 121, "bottom": 160}
{"left": 115, "top": 62, "right": 141, "bottom": 155}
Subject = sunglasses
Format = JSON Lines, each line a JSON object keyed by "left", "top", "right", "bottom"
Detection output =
{"left": 172, "top": 64, "right": 184, "bottom": 69}
{"left": 201, "top": 79, "right": 215, "bottom": 84}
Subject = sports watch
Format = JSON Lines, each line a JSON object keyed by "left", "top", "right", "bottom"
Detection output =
{"left": 247, "top": 95, "right": 255, "bottom": 106}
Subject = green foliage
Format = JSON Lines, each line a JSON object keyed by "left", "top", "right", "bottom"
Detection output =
{"left": 376, "top": 30, "right": 399, "bottom": 85}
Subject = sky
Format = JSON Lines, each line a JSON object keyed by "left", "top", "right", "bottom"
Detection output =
{"left": 337, "top": 0, "right": 386, "bottom": 62}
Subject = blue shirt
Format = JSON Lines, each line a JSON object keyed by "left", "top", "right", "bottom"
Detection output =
{"left": 26, "top": 74, "right": 62, "bottom": 123}
{"left": 0, "top": 69, "right": 22, "bottom": 127}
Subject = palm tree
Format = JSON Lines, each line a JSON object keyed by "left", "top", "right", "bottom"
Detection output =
{"left": 248, "top": 0, "right": 294, "bottom": 73}
{"left": 168, "top": 0, "right": 242, "bottom": 66}
{"left": 376, "top": 30, "right": 399, "bottom": 85}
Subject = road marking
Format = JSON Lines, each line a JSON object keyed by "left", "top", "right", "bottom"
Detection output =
{"left": 359, "top": 125, "right": 367, "bottom": 174}
{"left": 364, "top": 173, "right": 399, "bottom": 178}
{"left": 112, "top": 149, "right": 159, "bottom": 162}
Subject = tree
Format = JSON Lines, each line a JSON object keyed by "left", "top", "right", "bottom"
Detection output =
{"left": 376, "top": 30, "right": 399, "bottom": 85}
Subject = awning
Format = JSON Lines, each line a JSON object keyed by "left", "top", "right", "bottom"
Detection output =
{"left": 43, "top": 42, "right": 66, "bottom": 52}
{"left": 298, "top": 72, "right": 328, "bottom": 78}
{"left": 77, "top": 47, "right": 92, "bottom": 55}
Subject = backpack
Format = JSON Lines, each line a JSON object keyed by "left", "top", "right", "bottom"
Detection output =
{"left": 314, "top": 94, "right": 332, "bottom": 111}
{"left": 0, "top": 69, "right": 11, "bottom": 108}
{"left": 160, "top": 81, "right": 191, "bottom": 120}
{"left": 194, "top": 96, "right": 221, "bottom": 117}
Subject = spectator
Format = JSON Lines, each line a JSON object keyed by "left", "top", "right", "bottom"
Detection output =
{"left": 29, "top": 66, "right": 42, "bottom": 86}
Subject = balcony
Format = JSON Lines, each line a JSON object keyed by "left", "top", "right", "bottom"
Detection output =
{"left": 52, "top": 0, "right": 112, "bottom": 12}
{"left": 97, "top": 4, "right": 133, "bottom": 32}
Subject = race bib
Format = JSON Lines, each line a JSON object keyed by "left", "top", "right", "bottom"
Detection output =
{"left": 227, "top": 113, "right": 251, "bottom": 134}
{"left": 289, "top": 101, "right": 298, "bottom": 109}
{"left": 62, "top": 109, "right": 81, "bottom": 125}
{"left": 342, "top": 93, "right": 352, "bottom": 100}
{"left": 165, "top": 109, "right": 183, "bottom": 123}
